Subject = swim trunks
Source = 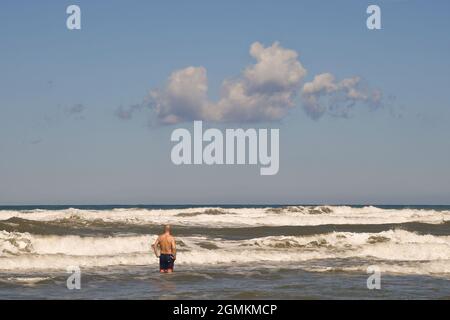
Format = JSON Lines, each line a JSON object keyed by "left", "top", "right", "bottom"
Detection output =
{"left": 159, "top": 254, "right": 175, "bottom": 271}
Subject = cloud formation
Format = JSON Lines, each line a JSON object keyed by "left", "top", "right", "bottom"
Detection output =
{"left": 148, "top": 42, "right": 307, "bottom": 124}
{"left": 118, "top": 41, "right": 385, "bottom": 124}
{"left": 150, "top": 66, "right": 211, "bottom": 124}
{"left": 215, "top": 42, "right": 307, "bottom": 122}
{"left": 301, "top": 73, "right": 382, "bottom": 119}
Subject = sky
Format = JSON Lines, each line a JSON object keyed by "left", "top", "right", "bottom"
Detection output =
{"left": 1, "top": 0, "right": 449, "bottom": 205}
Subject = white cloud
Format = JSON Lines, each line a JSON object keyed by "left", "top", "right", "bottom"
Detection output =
{"left": 244, "top": 42, "right": 306, "bottom": 93}
{"left": 148, "top": 42, "right": 307, "bottom": 124}
{"left": 150, "top": 66, "right": 212, "bottom": 124}
{"left": 119, "top": 41, "right": 385, "bottom": 124}
{"left": 301, "top": 73, "right": 382, "bottom": 119}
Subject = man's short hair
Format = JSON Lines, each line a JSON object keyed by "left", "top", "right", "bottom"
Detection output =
{"left": 164, "top": 225, "right": 171, "bottom": 233}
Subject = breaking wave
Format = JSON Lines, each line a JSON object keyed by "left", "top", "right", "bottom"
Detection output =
{"left": 1, "top": 229, "right": 449, "bottom": 275}
{"left": 0, "top": 206, "right": 448, "bottom": 227}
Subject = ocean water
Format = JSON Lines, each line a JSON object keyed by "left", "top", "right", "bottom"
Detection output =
{"left": 0, "top": 205, "right": 449, "bottom": 299}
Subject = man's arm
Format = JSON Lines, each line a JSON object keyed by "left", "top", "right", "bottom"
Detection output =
{"left": 171, "top": 237, "right": 177, "bottom": 260}
{"left": 151, "top": 236, "right": 160, "bottom": 258}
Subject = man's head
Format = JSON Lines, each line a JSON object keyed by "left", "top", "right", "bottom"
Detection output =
{"left": 163, "top": 225, "right": 171, "bottom": 234}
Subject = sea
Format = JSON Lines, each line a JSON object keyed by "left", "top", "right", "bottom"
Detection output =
{"left": 0, "top": 205, "right": 449, "bottom": 299}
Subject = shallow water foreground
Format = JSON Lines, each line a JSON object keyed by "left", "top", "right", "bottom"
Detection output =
{"left": 1, "top": 264, "right": 449, "bottom": 299}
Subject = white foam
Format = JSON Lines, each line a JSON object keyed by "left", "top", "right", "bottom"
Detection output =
{"left": 0, "top": 206, "right": 448, "bottom": 227}
{"left": 1, "top": 230, "right": 449, "bottom": 275}
{"left": 302, "top": 261, "right": 450, "bottom": 277}
{"left": 2, "top": 277, "right": 51, "bottom": 284}
{"left": 0, "top": 230, "right": 154, "bottom": 256}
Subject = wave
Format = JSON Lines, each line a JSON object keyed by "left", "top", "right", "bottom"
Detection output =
{"left": 0, "top": 206, "right": 448, "bottom": 228}
{"left": 1, "top": 230, "right": 449, "bottom": 275}
{"left": 0, "top": 277, "right": 52, "bottom": 286}
{"left": 300, "top": 261, "right": 450, "bottom": 276}
{"left": 2, "top": 216, "right": 449, "bottom": 238}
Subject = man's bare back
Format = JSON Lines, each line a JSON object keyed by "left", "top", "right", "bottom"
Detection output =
{"left": 156, "top": 233, "right": 176, "bottom": 254}
{"left": 152, "top": 225, "right": 176, "bottom": 273}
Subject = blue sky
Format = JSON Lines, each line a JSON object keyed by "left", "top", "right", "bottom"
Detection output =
{"left": 1, "top": 0, "right": 449, "bottom": 205}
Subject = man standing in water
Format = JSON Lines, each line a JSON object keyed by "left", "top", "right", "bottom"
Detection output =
{"left": 152, "top": 225, "right": 177, "bottom": 273}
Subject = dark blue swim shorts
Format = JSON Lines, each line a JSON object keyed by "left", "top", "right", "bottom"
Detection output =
{"left": 159, "top": 254, "right": 175, "bottom": 271}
